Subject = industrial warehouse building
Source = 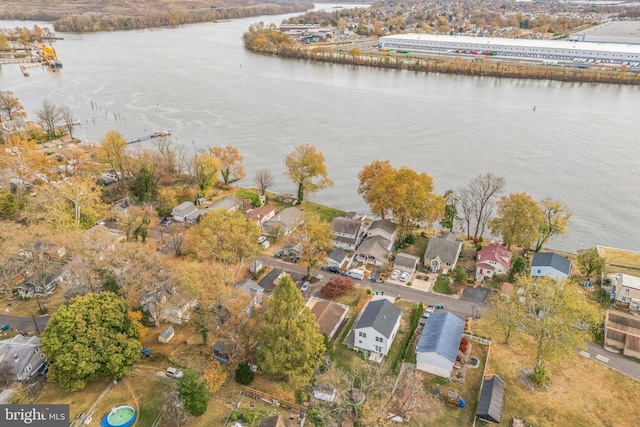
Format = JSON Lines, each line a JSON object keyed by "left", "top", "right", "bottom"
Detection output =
{"left": 379, "top": 34, "right": 640, "bottom": 65}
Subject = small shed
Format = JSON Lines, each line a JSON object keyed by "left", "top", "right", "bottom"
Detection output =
{"left": 249, "top": 260, "right": 263, "bottom": 274}
{"left": 313, "top": 383, "right": 337, "bottom": 403}
{"left": 476, "top": 374, "right": 505, "bottom": 424}
{"left": 212, "top": 339, "right": 236, "bottom": 363}
{"left": 158, "top": 326, "right": 175, "bottom": 344}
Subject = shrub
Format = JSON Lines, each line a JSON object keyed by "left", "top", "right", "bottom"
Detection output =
{"left": 320, "top": 276, "right": 355, "bottom": 298}
{"left": 405, "top": 234, "right": 415, "bottom": 244}
{"left": 420, "top": 231, "right": 427, "bottom": 238}
{"left": 407, "top": 281, "right": 412, "bottom": 287}
{"left": 475, "top": 243, "right": 483, "bottom": 251}
{"left": 235, "top": 362, "right": 254, "bottom": 385}
{"left": 531, "top": 365, "right": 548, "bottom": 386}
{"left": 473, "top": 237, "right": 480, "bottom": 244}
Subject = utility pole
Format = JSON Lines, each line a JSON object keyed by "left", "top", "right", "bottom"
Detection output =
{"left": 31, "top": 312, "right": 40, "bottom": 335}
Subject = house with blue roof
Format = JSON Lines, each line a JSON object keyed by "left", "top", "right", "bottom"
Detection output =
{"left": 416, "top": 311, "right": 465, "bottom": 378}
{"left": 530, "top": 251, "right": 572, "bottom": 281}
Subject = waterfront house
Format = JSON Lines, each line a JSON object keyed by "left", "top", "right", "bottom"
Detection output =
{"left": 366, "top": 219, "right": 397, "bottom": 243}
{"left": 530, "top": 252, "right": 572, "bottom": 281}
{"left": 612, "top": 274, "right": 640, "bottom": 312}
{"left": 475, "top": 244, "right": 512, "bottom": 282}
{"left": 345, "top": 297, "right": 402, "bottom": 359}
{"left": 331, "top": 216, "right": 365, "bottom": 251}
{"left": 263, "top": 207, "right": 304, "bottom": 236}
{"left": 14, "top": 265, "right": 67, "bottom": 298}
{"left": 423, "top": 232, "right": 463, "bottom": 274}
{"left": 354, "top": 235, "right": 392, "bottom": 267}
{"left": 209, "top": 196, "right": 243, "bottom": 212}
{"left": 415, "top": 311, "right": 465, "bottom": 378}
{"left": 246, "top": 205, "right": 276, "bottom": 229}
{"left": 0, "top": 335, "right": 47, "bottom": 383}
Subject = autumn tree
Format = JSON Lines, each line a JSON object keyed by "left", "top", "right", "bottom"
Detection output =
{"left": 59, "top": 105, "right": 76, "bottom": 139}
{"left": 190, "top": 153, "right": 221, "bottom": 200}
{"left": 40, "top": 292, "right": 142, "bottom": 391}
{"left": 320, "top": 276, "right": 355, "bottom": 298}
{"left": 0, "top": 134, "right": 51, "bottom": 183}
{"left": 516, "top": 276, "right": 599, "bottom": 385}
{"left": 186, "top": 209, "right": 263, "bottom": 278}
{"left": 488, "top": 291, "right": 526, "bottom": 345}
{"left": 284, "top": 143, "right": 333, "bottom": 203}
{"left": 0, "top": 90, "right": 25, "bottom": 120}
{"left": 257, "top": 275, "right": 325, "bottom": 387}
{"left": 210, "top": 145, "right": 246, "bottom": 186}
{"left": 489, "top": 192, "right": 544, "bottom": 250}
{"left": 117, "top": 204, "right": 157, "bottom": 242}
{"left": 254, "top": 169, "right": 274, "bottom": 197}
{"left": 534, "top": 199, "right": 571, "bottom": 251}
{"left": 39, "top": 175, "right": 109, "bottom": 230}
{"left": 577, "top": 248, "right": 606, "bottom": 280}
{"left": 357, "top": 161, "right": 444, "bottom": 239}
{"left": 467, "top": 173, "right": 506, "bottom": 240}
{"left": 100, "top": 130, "right": 129, "bottom": 179}
{"left": 202, "top": 360, "right": 227, "bottom": 393}
{"left": 293, "top": 213, "right": 334, "bottom": 279}
{"left": 36, "top": 99, "right": 62, "bottom": 140}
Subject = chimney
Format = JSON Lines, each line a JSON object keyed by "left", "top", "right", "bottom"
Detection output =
{"left": 13, "top": 354, "right": 19, "bottom": 362}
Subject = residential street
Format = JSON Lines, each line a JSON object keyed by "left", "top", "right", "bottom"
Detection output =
{"left": 0, "top": 314, "right": 50, "bottom": 333}
{"left": 585, "top": 343, "right": 640, "bottom": 382}
{"left": 259, "top": 256, "right": 487, "bottom": 321}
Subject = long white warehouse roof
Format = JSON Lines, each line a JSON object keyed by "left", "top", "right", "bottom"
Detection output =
{"left": 381, "top": 33, "right": 640, "bottom": 55}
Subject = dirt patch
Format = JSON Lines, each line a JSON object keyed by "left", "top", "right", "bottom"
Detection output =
{"left": 517, "top": 368, "right": 550, "bottom": 392}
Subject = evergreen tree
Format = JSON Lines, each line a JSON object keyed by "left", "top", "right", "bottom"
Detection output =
{"left": 130, "top": 166, "right": 158, "bottom": 203}
{"left": 257, "top": 276, "right": 325, "bottom": 387}
{"left": 178, "top": 369, "right": 209, "bottom": 416}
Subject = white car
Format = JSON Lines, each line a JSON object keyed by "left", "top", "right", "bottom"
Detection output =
{"left": 390, "top": 270, "right": 400, "bottom": 280}
{"left": 300, "top": 281, "right": 310, "bottom": 292}
{"left": 166, "top": 367, "right": 183, "bottom": 379}
{"left": 400, "top": 272, "right": 410, "bottom": 282}
{"left": 257, "top": 236, "right": 267, "bottom": 244}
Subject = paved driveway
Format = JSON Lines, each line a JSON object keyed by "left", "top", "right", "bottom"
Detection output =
{"left": 0, "top": 314, "right": 50, "bottom": 333}
{"left": 584, "top": 343, "right": 640, "bottom": 382}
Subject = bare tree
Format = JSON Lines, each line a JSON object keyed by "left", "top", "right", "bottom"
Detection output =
{"left": 36, "top": 99, "right": 62, "bottom": 140}
{"left": 457, "top": 187, "right": 476, "bottom": 240}
{"left": 254, "top": 169, "right": 274, "bottom": 197}
{"left": 161, "top": 222, "right": 188, "bottom": 256}
{"left": 468, "top": 173, "right": 505, "bottom": 240}
{"left": 59, "top": 105, "right": 76, "bottom": 139}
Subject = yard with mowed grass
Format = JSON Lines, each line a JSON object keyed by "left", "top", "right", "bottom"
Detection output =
{"left": 298, "top": 201, "right": 346, "bottom": 222}
{"left": 471, "top": 316, "right": 640, "bottom": 426}
{"left": 433, "top": 275, "right": 453, "bottom": 294}
{"left": 598, "top": 246, "right": 640, "bottom": 276}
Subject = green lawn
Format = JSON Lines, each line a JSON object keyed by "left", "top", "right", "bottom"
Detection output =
{"left": 398, "top": 233, "right": 429, "bottom": 260}
{"left": 299, "top": 201, "right": 346, "bottom": 222}
{"left": 433, "top": 275, "right": 453, "bottom": 294}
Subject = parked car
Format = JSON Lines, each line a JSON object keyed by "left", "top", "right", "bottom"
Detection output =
{"left": 166, "top": 367, "right": 183, "bottom": 379}
{"left": 301, "top": 281, "right": 310, "bottom": 292}
{"left": 346, "top": 269, "right": 365, "bottom": 280}
{"left": 400, "top": 272, "right": 410, "bottom": 282}
{"left": 422, "top": 305, "right": 435, "bottom": 319}
{"left": 327, "top": 266, "right": 341, "bottom": 274}
{"left": 390, "top": 270, "right": 400, "bottom": 280}
{"left": 257, "top": 236, "right": 267, "bottom": 244}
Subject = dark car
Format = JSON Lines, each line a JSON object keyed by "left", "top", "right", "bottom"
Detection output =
{"left": 327, "top": 266, "right": 341, "bottom": 274}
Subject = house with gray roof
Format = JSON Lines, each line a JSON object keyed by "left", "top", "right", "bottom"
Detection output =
{"left": 171, "top": 201, "right": 197, "bottom": 222}
{"left": 394, "top": 252, "right": 420, "bottom": 274}
{"left": 530, "top": 251, "right": 572, "bottom": 281}
{"left": 0, "top": 335, "right": 47, "bottom": 383}
{"left": 233, "top": 279, "right": 264, "bottom": 308}
{"left": 367, "top": 219, "right": 397, "bottom": 243}
{"left": 210, "top": 196, "right": 243, "bottom": 212}
{"left": 345, "top": 297, "right": 402, "bottom": 357}
{"left": 327, "top": 248, "right": 348, "bottom": 269}
{"left": 416, "top": 311, "right": 465, "bottom": 378}
{"left": 354, "top": 235, "right": 393, "bottom": 267}
{"left": 424, "top": 232, "right": 463, "bottom": 274}
{"left": 263, "top": 207, "right": 304, "bottom": 236}
{"left": 331, "top": 217, "right": 365, "bottom": 251}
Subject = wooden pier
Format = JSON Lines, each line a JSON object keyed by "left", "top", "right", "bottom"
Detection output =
{"left": 126, "top": 130, "right": 171, "bottom": 144}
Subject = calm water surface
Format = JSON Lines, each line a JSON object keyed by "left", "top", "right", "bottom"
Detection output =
{"left": 1, "top": 6, "right": 639, "bottom": 252}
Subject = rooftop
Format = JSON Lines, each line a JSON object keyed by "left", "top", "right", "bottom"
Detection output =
{"left": 354, "top": 299, "right": 402, "bottom": 338}
{"left": 531, "top": 252, "right": 572, "bottom": 276}
{"left": 416, "top": 311, "right": 465, "bottom": 363}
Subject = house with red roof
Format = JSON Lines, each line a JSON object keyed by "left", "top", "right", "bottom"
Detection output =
{"left": 475, "top": 244, "right": 512, "bottom": 282}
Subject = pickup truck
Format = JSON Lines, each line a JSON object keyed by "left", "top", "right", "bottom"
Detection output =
{"left": 422, "top": 305, "right": 435, "bottom": 319}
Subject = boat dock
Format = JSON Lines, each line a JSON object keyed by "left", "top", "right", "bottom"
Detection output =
{"left": 126, "top": 130, "right": 171, "bottom": 144}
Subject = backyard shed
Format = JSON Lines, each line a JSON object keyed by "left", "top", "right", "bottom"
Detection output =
{"left": 158, "top": 326, "right": 175, "bottom": 344}
{"left": 212, "top": 339, "right": 236, "bottom": 363}
{"left": 313, "top": 383, "right": 337, "bottom": 403}
{"left": 476, "top": 374, "right": 505, "bottom": 424}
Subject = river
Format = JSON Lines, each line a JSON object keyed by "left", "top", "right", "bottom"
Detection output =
{"left": 1, "top": 4, "right": 639, "bottom": 253}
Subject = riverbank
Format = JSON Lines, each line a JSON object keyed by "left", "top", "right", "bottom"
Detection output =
{"left": 251, "top": 42, "right": 640, "bottom": 85}
{"left": 0, "top": 0, "right": 312, "bottom": 32}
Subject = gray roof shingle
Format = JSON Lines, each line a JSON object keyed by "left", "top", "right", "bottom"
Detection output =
{"left": 531, "top": 252, "right": 572, "bottom": 276}
{"left": 416, "top": 311, "right": 464, "bottom": 363}
{"left": 355, "top": 299, "right": 402, "bottom": 338}
{"left": 476, "top": 374, "right": 505, "bottom": 424}
{"left": 424, "top": 232, "right": 463, "bottom": 266}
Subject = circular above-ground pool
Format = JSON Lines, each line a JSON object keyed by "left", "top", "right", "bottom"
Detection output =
{"left": 100, "top": 405, "right": 136, "bottom": 427}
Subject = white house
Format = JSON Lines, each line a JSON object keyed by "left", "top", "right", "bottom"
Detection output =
{"left": 263, "top": 207, "right": 304, "bottom": 236}
{"left": 475, "top": 244, "right": 512, "bottom": 282}
{"left": 366, "top": 219, "right": 397, "bottom": 243}
{"left": 327, "top": 248, "right": 348, "bottom": 269}
{"left": 354, "top": 236, "right": 392, "bottom": 267}
{"left": 346, "top": 298, "right": 402, "bottom": 357}
{"left": 530, "top": 252, "right": 572, "bottom": 281}
{"left": 612, "top": 274, "right": 640, "bottom": 312}
{"left": 416, "top": 311, "right": 465, "bottom": 378}
{"left": 331, "top": 217, "right": 365, "bottom": 251}
{"left": 171, "top": 201, "right": 197, "bottom": 222}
